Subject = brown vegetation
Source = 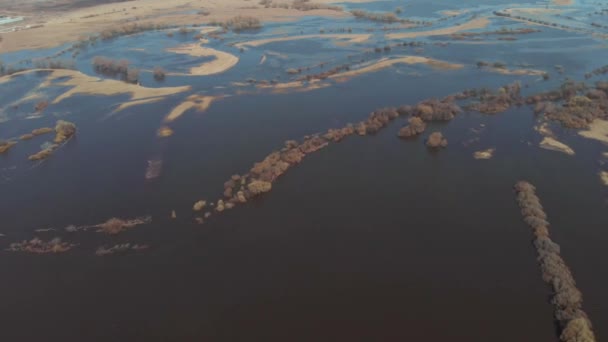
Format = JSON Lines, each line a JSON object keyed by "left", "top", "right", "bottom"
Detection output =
{"left": 514, "top": 181, "right": 596, "bottom": 342}
{"left": 153, "top": 66, "right": 166, "bottom": 81}
{"left": 426, "top": 132, "right": 448, "bottom": 148}
{"left": 97, "top": 216, "right": 151, "bottom": 235}
{"left": 34, "top": 100, "right": 49, "bottom": 112}
{"left": 468, "top": 82, "right": 522, "bottom": 114}
{"left": 450, "top": 27, "right": 539, "bottom": 40}
{"left": 584, "top": 65, "right": 608, "bottom": 79}
{"left": 529, "top": 81, "right": 608, "bottom": 129}
{"left": 92, "top": 56, "right": 139, "bottom": 83}
{"left": 28, "top": 145, "right": 58, "bottom": 161}
{"left": 6, "top": 237, "right": 75, "bottom": 253}
{"left": 99, "top": 23, "right": 169, "bottom": 41}
{"left": 20, "top": 127, "right": 53, "bottom": 140}
{"left": 398, "top": 117, "right": 426, "bottom": 138}
{"left": 211, "top": 16, "right": 262, "bottom": 32}
{"left": 193, "top": 200, "right": 207, "bottom": 211}
{"left": 54, "top": 120, "right": 77, "bottom": 144}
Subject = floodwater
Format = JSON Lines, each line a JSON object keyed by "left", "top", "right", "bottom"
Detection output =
{"left": 1, "top": 0, "right": 608, "bottom": 341}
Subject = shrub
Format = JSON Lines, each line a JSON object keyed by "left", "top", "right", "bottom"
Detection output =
{"left": 216, "top": 16, "right": 262, "bottom": 32}
{"left": 153, "top": 66, "right": 166, "bottom": 81}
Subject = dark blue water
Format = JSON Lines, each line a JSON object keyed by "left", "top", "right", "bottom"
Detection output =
{"left": 1, "top": 2, "right": 607, "bottom": 341}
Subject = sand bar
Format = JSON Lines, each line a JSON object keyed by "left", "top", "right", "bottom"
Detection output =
{"left": 235, "top": 34, "right": 371, "bottom": 49}
{"left": 474, "top": 148, "right": 495, "bottom": 159}
{"left": 579, "top": 119, "right": 608, "bottom": 144}
{"left": 330, "top": 56, "right": 463, "bottom": 81}
{"left": 167, "top": 44, "right": 239, "bottom": 76}
{"left": 540, "top": 137, "right": 575, "bottom": 155}
{"left": 386, "top": 17, "right": 490, "bottom": 40}
{"left": 164, "top": 95, "right": 216, "bottom": 123}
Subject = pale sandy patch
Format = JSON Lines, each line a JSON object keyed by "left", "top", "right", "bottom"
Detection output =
{"left": 440, "top": 10, "right": 469, "bottom": 17}
{"left": 386, "top": 17, "right": 490, "bottom": 40}
{"left": 115, "top": 97, "right": 165, "bottom": 112}
{"left": 552, "top": 0, "right": 573, "bottom": 5}
{"left": 535, "top": 122, "right": 554, "bottom": 137}
{"left": 579, "top": 119, "right": 608, "bottom": 144}
{"left": 600, "top": 171, "right": 608, "bottom": 186}
{"left": 259, "top": 80, "right": 331, "bottom": 94}
{"left": 35, "top": 69, "right": 191, "bottom": 104}
{"left": 164, "top": 95, "right": 216, "bottom": 123}
{"left": 260, "top": 55, "right": 267, "bottom": 65}
{"left": 167, "top": 43, "right": 239, "bottom": 76}
{"left": 485, "top": 67, "right": 545, "bottom": 76}
{"left": 474, "top": 148, "right": 495, "bottom": 159}
{"left": 199, "top": 26, "right": 221, "bottom": 35}
{"left": 157, "top": 126, "right": 174, "bottom": 138}
{"left": 540, "top": 137, "right": 575, "bottom": 155}
{"left": 234, "top": 34, "right": 371, "bottom": 49}
{"left": 330, "top": 56, "right": 463, "bottom": 81}
{"left": 257, "top": 81, "right": 305, "bottom": 90}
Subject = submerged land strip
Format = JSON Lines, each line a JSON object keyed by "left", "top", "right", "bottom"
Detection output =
{"left": 514, "top": 182, "right": 596, "bottom": 342}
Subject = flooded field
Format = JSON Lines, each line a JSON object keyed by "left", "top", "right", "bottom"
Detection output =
{"left": 1, "top": 0, "right": 607, "bottom": 340}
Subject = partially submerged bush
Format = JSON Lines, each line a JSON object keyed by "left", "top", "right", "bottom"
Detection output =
{"left": 0, "top": 140, "right": 17, "bottom": 154}
{"left": 97, "top": 216, "right": 151, "bottom": 235}
{"left": 153, "top": 66, "right": 166, "bottom": 81}
{"left": 96, "top": 243, "right": 148, "bottom": 256}
{"left": 426, "top": 132, "right": 448, "bottom": 148}
{"left": 214, "top": 16, "right": 262, "bottom": 32}
{"left": 193, "top": 200, "right": 207, "bottom": 211}
{"left": 54, "top": 120, "right": 77, "bottom": 143}
{"left": 34, "top": 100, "right": 49, "bottom": 112}
{"left": 351, "top": 9, "right": 401, "bottom": 23}
{"left": 92, "top": 56, "right": 139, "bottom": 83}
{"left": 398, "top": 117, "right": 426, "bottom": 138}
{"left": 247, "top": 180, "right": 272, "bottom": 195}
{"left": 6, "top": 237, "right": 75, "bottom": 253}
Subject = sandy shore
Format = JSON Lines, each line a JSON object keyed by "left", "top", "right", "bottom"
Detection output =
{"left": 164, "top": 95, "right": 216, "bottom": 123}
{"left": 0, "top": 69, "right": 191, "bottom": 108}
{"left": 234, "top": 34, "right": 372, "bottom": 49}
{"left": 0, "top": 0, "right": 365, "bottom": 53}
{"left": 579, "top": 119, "right": 608, "bottom": 144}
{"left": 540, "top": 137, "right": 575, "bottom": 155}
{"left": 167, "top": 44, "right": 239, "bottom": 76}
{"left": 43, "top": 69, "right": 191, "bottom": 104}
{"left": 330, "top": 56, "right": 463, "bottom": 81}
{"left": 386, "top": 17, "right": 490, "bottom": 40}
